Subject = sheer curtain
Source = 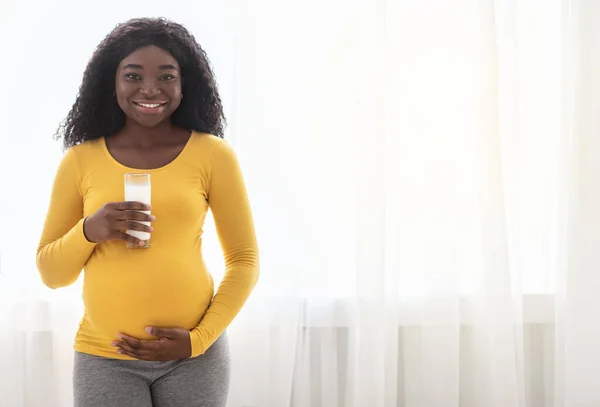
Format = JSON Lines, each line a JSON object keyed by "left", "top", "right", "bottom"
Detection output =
{"left": 0, "top": 0, "right": 595, "bottom": 406}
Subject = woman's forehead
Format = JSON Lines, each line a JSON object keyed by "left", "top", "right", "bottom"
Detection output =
{"left": 119, "top": 46, "right": 179, "bottom": 69}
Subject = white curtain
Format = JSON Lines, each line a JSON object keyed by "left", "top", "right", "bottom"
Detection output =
{"left": 0, "top": 0, "right": 596, "bottom": 406}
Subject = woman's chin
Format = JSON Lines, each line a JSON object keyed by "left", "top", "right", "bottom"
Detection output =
{"left": 131, "top": 116, "right": 170, "bottom": 129}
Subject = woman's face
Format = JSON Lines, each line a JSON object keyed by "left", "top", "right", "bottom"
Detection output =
{"left": 115, "top": 45, "right": 182, "bottom": 128}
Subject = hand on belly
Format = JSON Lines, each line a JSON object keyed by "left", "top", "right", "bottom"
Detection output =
{"left": 111, "top": 326, "right": 193, "bottom": 361}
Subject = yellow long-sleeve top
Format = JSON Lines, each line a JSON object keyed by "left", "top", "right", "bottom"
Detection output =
{"left": 36, "top": 132, "right": 259, "bottom": 359}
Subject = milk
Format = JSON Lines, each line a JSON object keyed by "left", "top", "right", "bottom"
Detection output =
{"left": 124, "top": 177, "right": 151, "bottom": 246}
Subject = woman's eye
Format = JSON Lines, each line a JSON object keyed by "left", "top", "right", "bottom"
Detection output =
{"left": 125, "top": 73, "right": 141, "bottom": 80}
{"left": 160, "top": 75, "right": 176, "bottom": 81}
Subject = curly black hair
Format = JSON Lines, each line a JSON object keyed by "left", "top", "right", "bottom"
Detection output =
{"left": 55, "top": 17, "right": 225, "bottom": 149}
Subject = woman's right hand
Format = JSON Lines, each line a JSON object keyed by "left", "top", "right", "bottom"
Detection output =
{"left": 83, "top": 201, "right": 154, "bottom": 246}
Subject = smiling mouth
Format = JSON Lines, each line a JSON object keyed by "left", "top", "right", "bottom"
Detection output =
{"left": 132, "top": 101, "right": 168, "bottom": 109}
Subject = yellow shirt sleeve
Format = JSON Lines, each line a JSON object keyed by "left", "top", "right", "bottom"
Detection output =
{"left": 36, "top": 148, "right": 98, "bottom": 289}
{"left": 189, "top": 140, "right": 260, "bottom": 356}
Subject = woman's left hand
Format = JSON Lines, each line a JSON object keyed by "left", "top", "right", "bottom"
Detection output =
{"left": 112, "top": 327, "right": 192, "bottom": 361}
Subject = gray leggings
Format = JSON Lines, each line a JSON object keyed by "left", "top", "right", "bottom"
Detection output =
{"left": 73, "top": 333, "right": 230, "bottom": 407}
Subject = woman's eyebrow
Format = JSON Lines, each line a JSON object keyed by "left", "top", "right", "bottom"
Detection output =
{"left": 122, "top": 64, "right": 143, "bottom": 70}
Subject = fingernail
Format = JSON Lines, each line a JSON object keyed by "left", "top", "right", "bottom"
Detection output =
{"left": 149, "top": 227, "right": 154, "bottom": 232}
{"left": 117, "top": 334, "right": 124, "bottom": 340}
{"left": 145, "top": 327, "right": 152, "bottom": 334}
{"left": 138, "top": 241, "right": 144, "bottom": 246}
{"left": 111, "top": 342, "right": 118, "bottom": 347}
{"left": 116, "top": 349, "right": 123, "bottom": 354}
{"left": 151, "top": 216, "right": 156, "bottom": 221}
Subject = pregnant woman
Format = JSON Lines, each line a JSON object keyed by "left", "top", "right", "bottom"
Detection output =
{"left": 36, "top": 17, "right": 259, "bottom": 407}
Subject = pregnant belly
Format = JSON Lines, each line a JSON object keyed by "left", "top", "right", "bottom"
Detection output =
{"left": 82, "top": 265, "right": 213, "bottom": 340}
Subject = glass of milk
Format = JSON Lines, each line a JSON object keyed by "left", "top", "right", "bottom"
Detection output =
{"left": 124, "top": 173, "right": 151, "bottom": 249}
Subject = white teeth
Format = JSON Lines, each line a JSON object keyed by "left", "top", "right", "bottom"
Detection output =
{"left": 137, "top": 102, "right": 163, "bottom": 108}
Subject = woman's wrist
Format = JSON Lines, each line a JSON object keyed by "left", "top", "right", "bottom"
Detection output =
{"left": 82, "top": 217, "right": 96, "bottom": 243}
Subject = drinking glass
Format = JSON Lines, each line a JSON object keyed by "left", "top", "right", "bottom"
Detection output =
{"left": 124, "top": 173, "right": 151, "bottom": 249}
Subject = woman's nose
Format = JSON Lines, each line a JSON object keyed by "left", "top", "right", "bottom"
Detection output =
{"left": 140, "top": 81, "right": 161, "bottom": 97}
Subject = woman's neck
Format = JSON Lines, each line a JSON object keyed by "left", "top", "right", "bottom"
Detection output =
{"left": 115, "top": 120, "right": 176, "bottom": 147}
